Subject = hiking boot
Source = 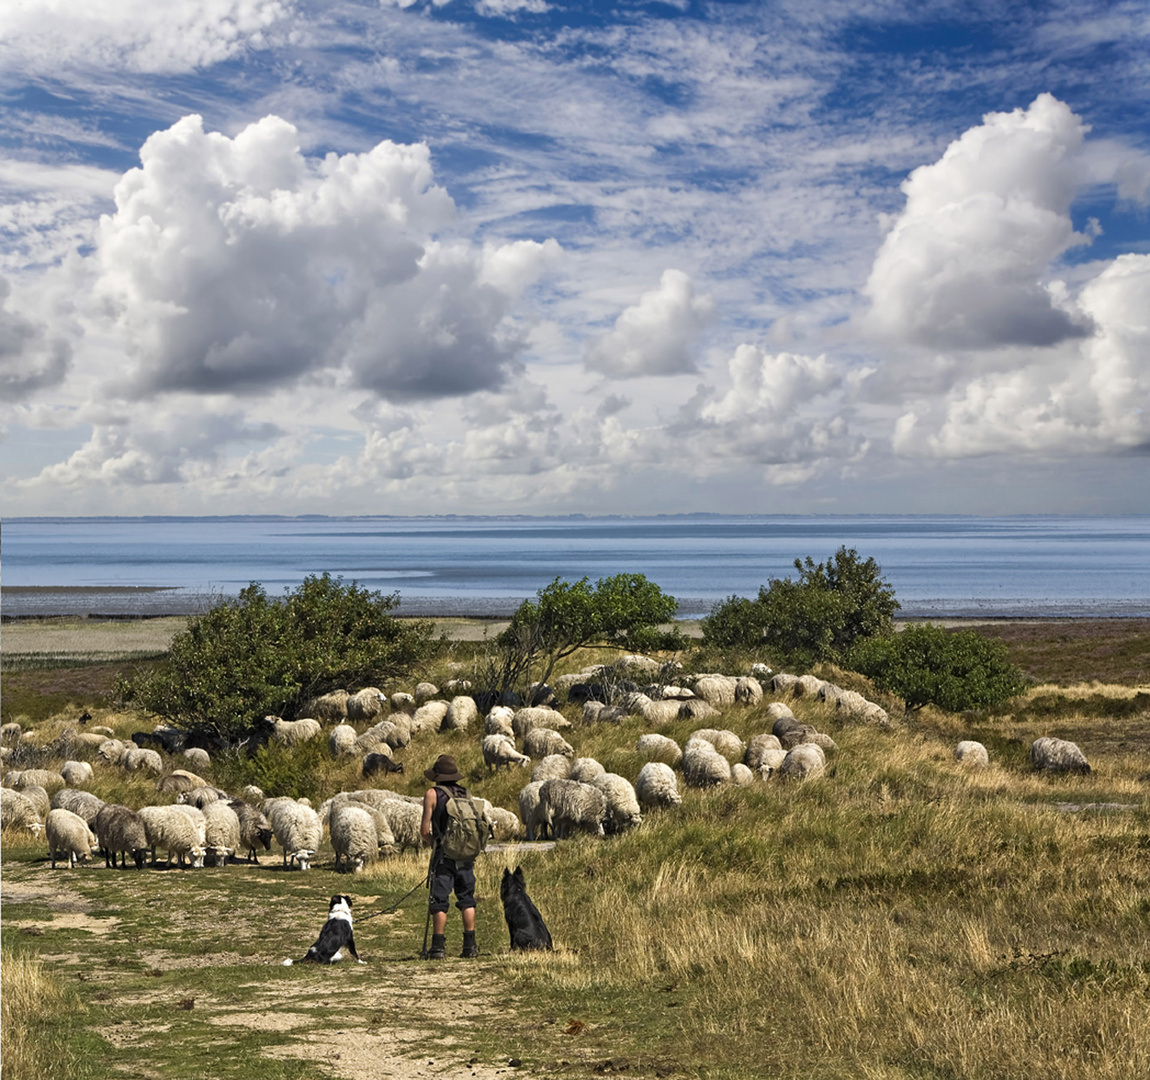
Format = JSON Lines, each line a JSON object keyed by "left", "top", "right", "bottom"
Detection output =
{"left": 427, "top": 934, "right": 447, "bottom": 960}
{"left": 460, "top": 931, "right": 478, "bottom": 958}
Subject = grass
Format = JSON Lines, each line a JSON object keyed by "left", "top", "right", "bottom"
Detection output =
{"left": 3, "top": 628, "right": 1150, "bottom": 1078}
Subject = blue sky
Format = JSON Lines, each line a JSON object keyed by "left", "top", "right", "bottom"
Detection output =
{"left": 1, "top": 0, "right": 1147, "bottom": 515}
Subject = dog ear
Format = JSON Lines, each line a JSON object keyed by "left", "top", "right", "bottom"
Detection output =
{"left": 502, "top": 867, "right": 512, "bottom": 882}
{"left": 514, "top": 866, "right": 525, "bottom": 886}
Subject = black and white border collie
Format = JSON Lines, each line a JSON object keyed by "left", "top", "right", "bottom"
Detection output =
{"left": 283, "top": 895, "right": 364, "bottom": 965}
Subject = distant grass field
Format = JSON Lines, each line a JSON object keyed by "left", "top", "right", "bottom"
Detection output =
{"left": 4, "top": 632, "right": 1150, "bottom": 1080}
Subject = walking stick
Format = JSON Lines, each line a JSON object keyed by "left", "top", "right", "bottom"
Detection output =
{"left": 419, "top": 845, "right": 441, "bottom": 960}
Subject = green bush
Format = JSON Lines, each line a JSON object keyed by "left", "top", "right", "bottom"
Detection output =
{"left": 119, "top": 573, "right": 441, "bottom": 742}
{"left": 849, "top": 624, "right": 1026, "bottom": 713}
{"left": 702, "top": 547, "right": 899, "bottom": 666}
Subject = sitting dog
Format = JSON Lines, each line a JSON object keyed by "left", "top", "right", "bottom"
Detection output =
{"left": 283, "top": 895, "right": 364, "bottom": 965}
{"left": 500, "top": 866, "right": 553, "bottom": 951}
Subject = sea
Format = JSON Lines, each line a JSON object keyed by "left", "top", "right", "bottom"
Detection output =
{"left": 3, "top": 515, "right": 1150, "bottom": 621}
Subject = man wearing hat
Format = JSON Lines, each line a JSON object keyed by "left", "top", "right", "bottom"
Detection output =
{"left": 420, "top": 754, "right": 479, "bottom": 959}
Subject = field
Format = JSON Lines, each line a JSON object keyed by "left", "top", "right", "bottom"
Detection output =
{"left": 2, "top": 619, "right": 1149, "bottom": 1080}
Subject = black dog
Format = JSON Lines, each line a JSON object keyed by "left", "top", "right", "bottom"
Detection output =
{"left": 284, "top": 895, "right": 363, "bottom": 965}
{"left": 500, "top": 866, "right": 553, "bottom": 951}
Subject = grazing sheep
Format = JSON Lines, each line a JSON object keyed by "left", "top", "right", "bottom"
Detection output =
{"left": 771, "top": 673, "right": 799, "bottom": 695}
{"left": 635, "top": 762, "right": 682, "bottom": 809}
{"left": 513, "top": 707, "right": 571, "bottom": 738}
{"left": 329, "top": 724, "right": 359, "bottom": 757}
{"left": 800, "top": 731, "right": 837, "bottom": 753}
{"left": 177, "top": 786, "right": 229, "bottom": 809}
{"left": 731, "top": 763, "right": 755, "bottom": 785}
{"left": 202, "top": 801, "right": 241, "bottom": 866}
{"left": 678, "top": 698, "right": 720, "bottom": 722}
{"left": 182, "top": 747, "right": 211, "bottom": 771}
{"left": 444, "top": 678, "right": 473, "bottom": 695}
{"left": 750, "top": 663, "right": 773, "bottom": 679}
{"left": 581, "top": 701, "right": 607, "bottom": 725}
{"left": 267, "top": 717, "right": 322, "bottom": 746}
{"left": 362, "top": 750, "right": 404, "bottom": 778}
{"left": 955, "top": 741, "right": 989, "bottom": 767}
{"left": 682, "top": 739, "right": 732, "bottom": 788}
{"left": 121, "top": 747, "right": 163, "bottom": 774}
{"left": 156, "top": 770, "right": 208, "bottom": 794}
{"left": 359, "top": 796, "right": 422, "bottom": 852}
{"left": 138, "top": 805, "right": 207, "bottom": 868}
{"left": 343, "top": 787, "right": 422, "bottom": 810}
{"left": 734, "top": 676, "right": 764, "bottom": 706}
{"left": 330, "top": 804, "right": 384, "bottom": 872}
{"left": 568, "top": 757, "right": 606, "bottom": 784}
{"left": 485, "top": 706, "right": 516, "bottom": 737}
{"left": 45, "top": 808, "right": 98, "bottom": 868}
{"left": 689, "top": 728, "right": 745, "bottom": 764}
{"left": 539, "top": 778, "right": 607, "bottom": 839}
{"left": 523, "top": 728, "right": 574, "bottom": 759}
{"left": 1, "top": 787, "right": 43, "bottom": 835}
{"left": 755, "top": 748, "right": 788, "bottom": 777}
{"left": 616, "top": 691, "right": 654, "bottom": 716}
{"left": 355, "top": 719, "right": 410, "bottom": 753}
{"left": 97, "top": 739, "right": 130, "bottom": 765}
{"left": 518, "top": 781, "right": 551, "bottom": 842}
{"left": 49, "top": 789, "right": 105, "bottom": 827}
{"left": 390, "top": 692, "right": 417, "bottom": 715}
{"left": 6, "top": 768, "right": 66, "bottom": 795}
{"left": 346, "top": 688, "right": 388, "bottom": 723}
{"left": 793, "top": 675, "right": 825, "bottom": 698}
{"left": 765, "top": 701, "right": 796, "bottom": 722}
{"left": 483, "top": 734, "right": 531, "bottom": 771}
{"left": 303, "top": 689, "right": 351, "bottom": 722}
{"left": 477, "top": 801, "right": 522, "bottom": 841}
{"left": 588, "top": 773, "right": 642, "bottom": 833}
{"left": 240, "top": 785, "right": 264, "bottom": 805}
{"left": 89, "top": 725, "right": 115, "bottom": 737}
{"left": 443, "top": 696, "right": 479, "bottom": 732}
{"left": 635, "top": 733, "right": 682, "bottom": 767}
{"left": 773, "top": 713, "right": 813, "bottom": 740}
{"left": 410, "top": 701, "right": 449, "bottom": 735}
{"left": 94, "top": 804, "right": 149, "bottom": 869}
{"left": 531, "top": 754, "right": 571, "bottom": 784}
{"left": 60, "top": 760, "right": 94, "bottom": 788}
{"left": 414, "top": 681, "right": 440, "bottom": 705}
{"left": 862, "top": 703, "right": 891, "bottom": 727}
{"left": 265, "top": 798, "right": 323, "bottom": 870}
{"left": 13, "top": 783, "right": 50, "bottom": 820}
{"left": 1031, "top": 737, "right": 1091, "bottom": 775}
{"left": 0, "top": 722, "right": 21, "bottom": 745}
{"left": 640, "top": 699, "right": 683, "bottom": 725}
{"left": 745, "top": 733, "right": 784, "bottom": 770}
{"left": 779, "top": 743, "right": 827, "bottom": 781}
{"left": 833, "top": 690, "right": 870, "bottom": 719}
{"left": 230, "top": 799, "right": 274, "bottom": 863}
{"left": 692, "top": 675, "right": 737, "bottom": 708}
{"left": 70, "top": 732, "right": 108, "bottom": 751}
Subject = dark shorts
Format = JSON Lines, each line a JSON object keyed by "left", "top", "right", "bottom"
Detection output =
{"left": 429, "top": 856, "right": 476, "bottom": 914}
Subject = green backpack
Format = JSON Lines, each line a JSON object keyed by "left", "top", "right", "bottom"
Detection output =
{"left": 437, "top": 787, "right": 491, "bottom": 861}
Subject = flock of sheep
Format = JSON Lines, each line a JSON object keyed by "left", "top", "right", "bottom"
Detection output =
{"left": 1, "top": 654, "right": 1095, "bottom": 874}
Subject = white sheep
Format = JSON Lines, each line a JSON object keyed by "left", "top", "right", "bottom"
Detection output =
{"left": 14, "top": 783, "right": 50, "bottom": 820}
{"left": 476, "top": 801, "right": 521, "bottom": 841}
{"left": 0, "top": 722, "right": 21, "bottom": 745}
{"left": 45, "top": 808, "right": 98, "bottom": 868}
{"left": 1, "top": 787, "right": 43, "bottom": 835}
{"left": 793, "top": 675, "right": 826, "bottom": 698}
{"left": 955, "top": 741, "right": 989, "bottom": 767}
{"left": 359, "top": 796, "right": 422, "bottom": 851}
{"left": 303, "top": 689, "right": 351, "bottom": 722}
{"left": 269, "top": 717, "right": 322, "bottom": 746}
{"left": 177, "top": 786, "right": 229, "bottom": 808}
{"left": 355, "top": 718, "right": 410, "bottom": 752}
{"left": 202, "top": 801, "right": 241, "bottom": 866}
{"left": 156, "top": 770, "right": 208, "bottom": 794}
{"left": 138, "top": 805, "right": 207, "bottom": 868}
{"left": 523, "top": 727, "right": 574, "bottom": 759}
{"left": 588, "top": 773, "right": 642, "bottom": 832}
{"left": 539, "top": 778, "right": 607, "bottom": 839}
{"left": 410, "top": 701, "right": 449, "bottom": 734}
{"left": 60, "top": 760, "right": 94, "bottom": 788}
{"left": 346, "top": 688, "right": 388, "bottom": 723}
{"left": 731, "top": 763, "right": 755, "bottom": 786}
{"left": 330, "top": 804, "right": 384, "bottom": 872}
{"left": 635, "top": 762, "right": 681, "bottom": 809}
{"left": 124, "top": 747, "right": 164, "bottom": 774}
{"left": 1031, "top": 737, "right": 1091, "bottom": 774}
{"left": 692, "top": 675, "right": 737, "bottom": 708}
{"left": 97, "top": 739, "right": 130, "bottom": 765}
{"left": 518, "top": 781, "right": 551, "bottom": 842}
{"left": 443, "top": 696, "right": 478, "bottom": 732}
{"left": 390, "top": 692, "right": 417, "bottom": 715}
{"left": 182, "top": 747, "right": 211, "bottom": 771}
{"left": 689, "top": 728, "right": 745, "bottom": 764}
{"left": 581, "top": 701, "right": 606, "bottom": 725}
{"left": 6, "top": 768, "right": 66, "bottom": 794}
{"left": 682, "top": 739, "right": 732, "bottom": 788}
{"left": 635, "top": 733, "right": 682, "bottom": 767}
{"left": 530, "top": 754, "right": 572, "bottom": 784}
{"left": 765, "top": 701, "right": 796, "bottom": 722}
{"left": 49, "top": 789, "right": 105, "bottom": 827}
{"left": 569, "top": 757, "right": 606, "bottom": 784}
{"left": 513, "top": 707, "right": 571, "bottom": 738}
{"left": 779, "top": 743, "right": 826, "bottom": 781}
{"left": 444, "top": 678, "right": 473, "bottom": 695}
{"left": 734, "top": 676, "right": 763, "bottom": 706}
{"left": 485, "top": 706, "right": 516, "bottom": 737}
{"left": 265, "top": 798, "right": 323, "bottom": 870}
{"left": 329, "top": 724, "right": 359, "bottom": 757}
{"left": 94, "top": 804, "right": 149, "bottom": 869}
{"left": 640, "top": 700, "right": 683, "bottom": 725}
{"left": 414, "top": 681, "right": 440, "bottom": 705}
{"left": 483, "top": 734, "right": 531, "bottom": 771}
{"left": 771, "top": 673, "right": 799, "bottom": 695}
{"left": 745, "top": 733, "right": 783, "bottom": 769}
{"left": 678, "top": 699, "right": 720, "bottom": 722}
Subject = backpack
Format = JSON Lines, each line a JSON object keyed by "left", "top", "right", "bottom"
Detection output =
{"left": 436, "top": 786, "right": 491, "bottom": 861}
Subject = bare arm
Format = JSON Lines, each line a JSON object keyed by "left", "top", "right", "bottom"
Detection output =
{"left": 420, "top": 788, "right": 437, "bottom": 846}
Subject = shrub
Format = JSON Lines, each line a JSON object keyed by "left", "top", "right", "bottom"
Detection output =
{"left": 702, "top": 547, "right": 899, "bottom": 666}
{"left": 850, "top": 624, "right": 1027, "bottom": 713}
{"left": 119, "top": 574, "right": 441, "bottom": 743}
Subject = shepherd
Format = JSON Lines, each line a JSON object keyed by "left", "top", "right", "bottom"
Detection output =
{"left": 420, "top": 753, "right": 489, "bottom": 959}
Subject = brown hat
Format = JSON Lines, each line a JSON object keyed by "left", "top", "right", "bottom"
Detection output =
{"left": 424, "top": 754, "right": 463, "bottom": 784}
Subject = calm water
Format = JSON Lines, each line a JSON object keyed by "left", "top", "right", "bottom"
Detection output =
{"left": 3, "top": 515, "right": 1150, "bottom": 619}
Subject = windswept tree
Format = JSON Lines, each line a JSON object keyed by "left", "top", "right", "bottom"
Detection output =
{"left": 702, "top": 547, "right": 900, "bottom": 666}
{"left": 489, "top": 573, "right": 683, "bottom": 696}
{"left": 119, "top": 574, "right": 441, "bottom": 744}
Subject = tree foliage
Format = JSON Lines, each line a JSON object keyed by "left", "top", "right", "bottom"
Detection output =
{"left": 701, "top": 546, "right": 900, "bottom": 666}
{"left": 491, "top": 573, "right": 683, "bottom": 694}
{"left": 119, "top": 574, "right": 441, "bottom": 742}
{"left": 849, "top": 624, "right": 1026, "bottom": 713}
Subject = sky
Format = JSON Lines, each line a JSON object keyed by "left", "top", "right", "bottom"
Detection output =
{"left": 1, "top": 0, "right": 1148, "bottom": 517}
